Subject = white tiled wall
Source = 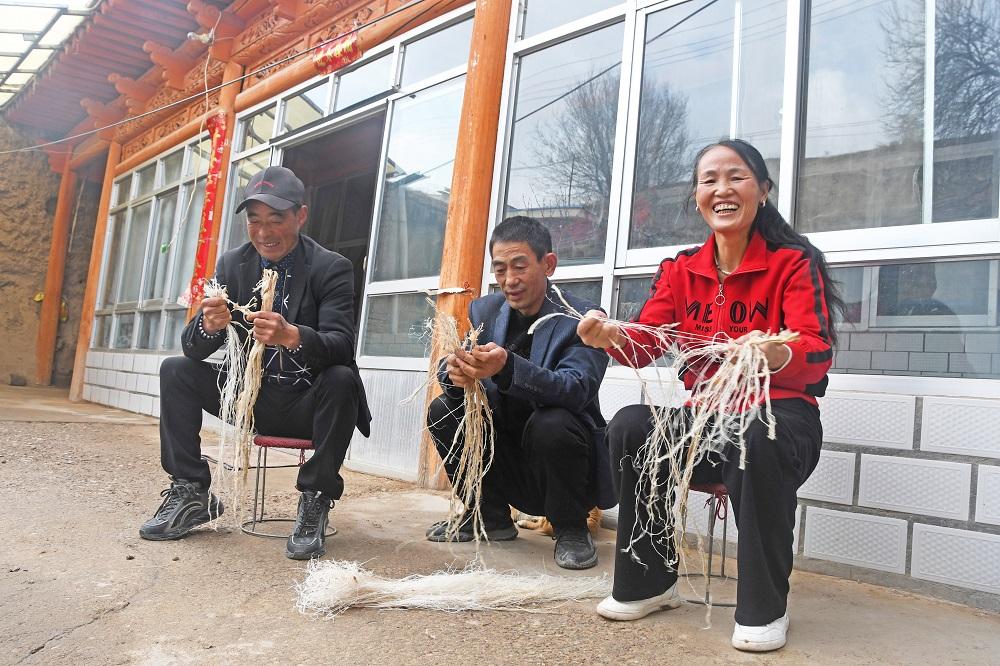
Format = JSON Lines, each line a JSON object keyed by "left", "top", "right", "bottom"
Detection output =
{"left": 977, "top": 466, "right": 1000, "bottom": 526}
{"left": 858, "top": 455, "right": 971, "bottom": 520}
{"left": 819, "top": 392, "right": 915, "bottom": 449}
{"left": 799, "top": 450, "right": 856, "bottom": 504}
{"left": 911, "top": 524, "right": 1000, "bottom": 594}
{"left": 922, "top": 396, "right": 1000, "bottom": 459}
{"left": 803, "top": 507, "right": 908, "bottom": 574}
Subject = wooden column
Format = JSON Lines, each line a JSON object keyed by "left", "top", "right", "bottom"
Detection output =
{"left": 417, "top": 0, "right": 513, "bottom": 488}
{"left": 35, "top": 158, "right": 80, "bottom": 385}
{"left": 69, "top": 142, "right": 121, "bottom": 401}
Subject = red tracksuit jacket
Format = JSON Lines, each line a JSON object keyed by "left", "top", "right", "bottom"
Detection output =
{"left": 609, "top": 231, "right": 834, "bottom": 405}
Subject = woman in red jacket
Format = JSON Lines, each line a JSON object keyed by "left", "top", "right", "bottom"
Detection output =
{"left": 578, "top": 139, "right": 842, "bottom": 652}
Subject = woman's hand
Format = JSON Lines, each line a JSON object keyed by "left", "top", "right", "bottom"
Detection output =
{"left": 735, "top": 332, "right": 792, "bottom": 371}
{"left": 577, "top": 310, "right": 624, "bottom": 349}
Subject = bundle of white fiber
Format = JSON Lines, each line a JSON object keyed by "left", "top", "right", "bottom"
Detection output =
{"left": 296, "top": 559, "right": 611, "bottom": 615}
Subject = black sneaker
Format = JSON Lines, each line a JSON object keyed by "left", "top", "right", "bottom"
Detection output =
{"left": 425, "top": 513, "right": 518, "bottom": 542}
{"left": 286, "top": 490, "right": 333, "bottom": 560}
{"left": 553, "top": 526, "right": 598, "bottom": 570}
{"left": 139, "top": 479, "right": 223, "bottom": 541}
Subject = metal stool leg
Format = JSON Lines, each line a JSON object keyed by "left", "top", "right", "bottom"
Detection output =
{"left": 705, "top": 494, "right": 716, "bottom": 605}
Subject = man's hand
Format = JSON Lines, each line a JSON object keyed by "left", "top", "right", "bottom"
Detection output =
{"left": 200, "top": 297, "right": 232, "bottom": 334}
{"left": 577, "top": 309, "right": 623, "bottom": 349}
{"left": 445, "top": 353, "right": 474, "bottom": 389}
{"left": 446, "top": 342, "right": 509, "bottom": 388}
{"left": 245, "top": 310, "right": 301, "bottom": 349}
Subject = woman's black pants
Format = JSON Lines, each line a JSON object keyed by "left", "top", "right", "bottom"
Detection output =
{"left": 607, "top": 399, "right": 822, "bottom": 626}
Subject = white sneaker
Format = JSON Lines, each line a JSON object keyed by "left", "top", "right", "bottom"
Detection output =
{"left": 596, "top": 583, "right": 682, "bottom": 621}
{"left": 731, "top": 612, "right": 789, "bottom": 652}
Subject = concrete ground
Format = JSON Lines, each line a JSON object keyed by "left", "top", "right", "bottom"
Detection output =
{"left": 1, "top": 385, "right": 998, "bottom": 665}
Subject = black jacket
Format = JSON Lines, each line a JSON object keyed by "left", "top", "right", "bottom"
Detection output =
{"left": 181, "top": 234, "right": 371, "bottom": 436}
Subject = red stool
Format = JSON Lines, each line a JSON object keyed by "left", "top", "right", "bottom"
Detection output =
{"left": 682, "top": 482, "right": 736, "bottom": 607}
{"left": 240, "top": 435, "right": 337, "bottom": 539}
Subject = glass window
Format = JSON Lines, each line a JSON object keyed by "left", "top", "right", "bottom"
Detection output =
{"left": 797, "top": 0, "right": 924, "bottom": 232}
{"left": 281, "top": 81, "right": 331, "bottom": 133}
{"left": 100, "top": 212, "right": 126, "bottom": 307}
{"left": 504, "top": 23, "right": 625, "bottom": 265}
{"left": 522, "top": 0, "right": 620, "bottom": 39}
{"left": 142, "top": 192, "right": 178, "bottom": 301}
{"left": 118, "top": 201, "right": 153, "bottom": 303}
{"left": 185, "top": 139, "right": 211, "bottom": 177}
{"left": 362, "top": 293, "right": 435, "bottom": 357}
{"left": 830, "top": 266, "right": 865, "bottom": 326}
{"left": 168, "top": 179, "right": 206, "bottom": 302}
{"left": 161, "top": 150, "right": 184, "bottom": 185}
{"left": 112, "top": 175, "right": 131, "bottom": 207}
{"left": 134, "top": 164, "right": 156, "bottom": 198}
{"left": 931, "top": 0, "right": 1000, "bottom": 223}
{"left": 335, "top": 54, "right": 394, "bottom": 111}
{"left": 372, "top": 78, "right": 464, "bottom": 281}
{"left": 615, "top": 276, "right": 653, "bottom": 321}
{"left": 629, "top": 0, "right": 786, "bottom": 250}
{"left": 137, "top": 312, "right": 162, "bottom": 349}
{"left": 113, "top": 313, "right": 135, "bottom": 349}
{"left": 832, "top": 259, "right": 1000, "bottom": 378}
{"left": 554, "top": 279, "right": 602, "bottom": 307}
{"left": 401, "top": 19, "right": 473, "bottom": 87}
{"left": 92, "top": 314, "right": 111, "bottom": 348}
{"left": 161, "top": 309, "right": 187, "bottom": 351}
{"left": 241, "top": 105, "right": 276, "bottom": 152}
{"left": 223, "top": 152, "right": 271, "bottom": 252}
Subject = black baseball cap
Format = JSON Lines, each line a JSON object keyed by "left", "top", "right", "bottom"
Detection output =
{"left": 235, "top": 166, "right": 305, "bottom": 214}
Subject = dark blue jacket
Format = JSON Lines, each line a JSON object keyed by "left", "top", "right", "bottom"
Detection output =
{"left": 439, "top": 285, "right": 614, "bottom": 509}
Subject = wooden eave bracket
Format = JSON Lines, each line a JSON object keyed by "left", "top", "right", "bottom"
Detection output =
{"left": 108, "top": 73, "right": 157, "bottom": 112}
{"left": 43, "top": 145, "right": 71, "bottom": 174}
{"left": 80, "top": 98, "right": 126, "bottom": 139}
{"left": 143, "top": 41, "right": 199, "bottom": 90}
{"left": 187, "top": 0, "right": 247, "bottom": 40}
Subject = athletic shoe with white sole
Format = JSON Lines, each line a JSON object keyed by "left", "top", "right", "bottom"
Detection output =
{"left": 596, "top": 583, "right": 682, "bottom": 621}
{"left": 732, "top": 612, "right": 789, "bottom": 652}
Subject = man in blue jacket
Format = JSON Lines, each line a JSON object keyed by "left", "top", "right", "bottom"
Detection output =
{"left": 425, "top": 216, "right": 612, "bottom": 569}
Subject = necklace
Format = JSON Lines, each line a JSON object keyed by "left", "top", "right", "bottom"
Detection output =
{"left": 714, "top": 253, "right": 734, "bottom": 276}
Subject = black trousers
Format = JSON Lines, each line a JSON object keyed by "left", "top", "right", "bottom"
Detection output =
{"left": 426, "top": 394, "right": 593, "bottom": 529}
{"left": 159, "top": 356, "right": 359, "bottom": 499}
{"left": 608, "top": 399, "right": 822, "bottom": 626}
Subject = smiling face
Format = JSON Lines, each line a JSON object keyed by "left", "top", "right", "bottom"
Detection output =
{"left": 245, "top": 200, "right": 307, "bottom": 262}
{"left": 693, "top": 145, "right": 769, "bottom": 241}
{"left": 491, "top": 241, "right": 557, "bottom": 317}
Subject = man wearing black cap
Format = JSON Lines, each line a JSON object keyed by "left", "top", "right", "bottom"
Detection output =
{"left": 140, "top": 166, "right": 371, "bottom": 560}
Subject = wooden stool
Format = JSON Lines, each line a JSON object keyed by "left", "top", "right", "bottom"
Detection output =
{"left": 682, "top": 482, "right": 736, "bottom": 607}
{"left": 240, "top": 435, "right": 337, "bottom": 539}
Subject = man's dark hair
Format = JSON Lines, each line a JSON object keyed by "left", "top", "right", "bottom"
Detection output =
{"left": 489, "top": 215, "right": 553, "bottom": 260}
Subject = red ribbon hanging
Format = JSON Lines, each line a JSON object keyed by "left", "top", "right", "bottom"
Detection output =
{"left": 182, "top": 110, "right": 228, "bottom": 307}
{"left": 312, "top": 32, "right": 362, "bottom": 74}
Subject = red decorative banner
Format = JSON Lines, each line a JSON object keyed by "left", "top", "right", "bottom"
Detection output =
{"left": 312, "top": 32, "right": 362, "bottom": 74}
{"left": 182, "top": 109, "right": 228, "bottom": 307}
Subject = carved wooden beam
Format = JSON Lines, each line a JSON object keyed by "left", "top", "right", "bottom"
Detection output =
{"left": 187, "top": 0, "right": 247, "bottom": 39}
{"left": 143, "top": 41, "right": 198, "bottom": 90}
{"left": 108, "top": 73, "right": 157, "bottom": 113}
{"left": 268, "top": 0, "right": 302, "bottom": 22}
{"left": 80, "top": 97, "right": 127, "bottom": 139}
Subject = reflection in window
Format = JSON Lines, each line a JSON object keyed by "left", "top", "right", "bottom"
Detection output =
{"left": 112, "top": 175, "right": 131, "bottom": 207}
{"left": 797, "top": 0, "right": 924, "bottom": 232}
{"left": 830, "top": 260, "right": 1000, "bottom": 378}
{"left": 282, "top": 81, "right": 330, "bottom": 133}
{"left": 138, "top": 311, "right": 161, "bottom": 349}
{"left": 113, "top": 313, "right": 135, "bottom": 349}
{"left": 521, "top": 0, "right": 619, "bottom": 39}
{"left": 401, "top": 19, "right": 472, "bottom": 87}
{"left": 92, "top": 314, "right": 111, "bottom": 348}
{"left": 241, "top": 105, "right": 276, "bottom": 152}
{"left": 362, "top": 293, "right": 435, "bottom": 357}
{"left": 101, "top": 212, "right": 126, "bottom": 307}
{"left": 630, "top": 0, "right": 785, "bottom": 250}
{"left": 335, "top": 54, "right": 393, "bottom": 111}
{"left": 161, "top": 309, "right": 187, "bottom": 351}
{"left": 373, "top": 78, "right": 464, "bottom": 281}
{"left": 931, "top": 0, "right": 1000, "bottom": 222}
{"left": 185, "top": 139, "right": 211, "bottom": 177}
{"left": 554, "top": 280, "right": 602, "bottom": 308}
{"left": 615, "top": 277, "right": 653, "bottom": 321}
{"left": 504, "top": 23, "right": 624, "bottom": 265}
{"left": 134, "top": 164, "right": 155, "bottom": 198}
{"left": 143, "top": 192, "right": 178, "bottom": 301}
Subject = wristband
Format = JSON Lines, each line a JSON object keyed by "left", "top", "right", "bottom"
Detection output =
{"left": 198, "top": 318, "right": 223, "bottom": 339}
{"left": 772, "top": 344, "right": 793, "bottom": 373}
